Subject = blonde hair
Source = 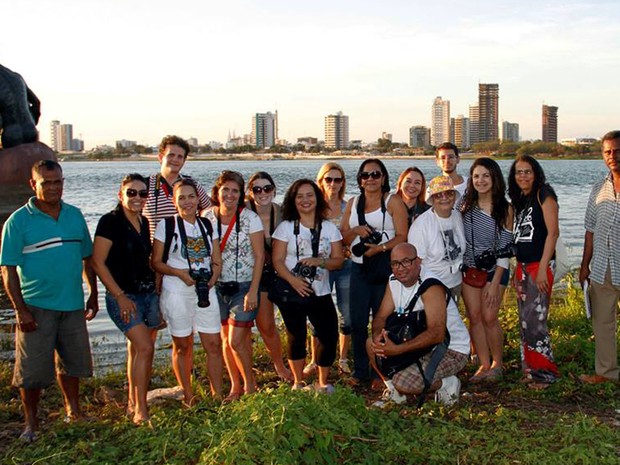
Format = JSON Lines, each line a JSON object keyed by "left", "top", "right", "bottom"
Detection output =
{"left": 316, "top": 162, "right": 346, "bottom": 201}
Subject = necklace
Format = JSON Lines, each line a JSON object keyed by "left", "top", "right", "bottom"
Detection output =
{"left": 397, "top": 281, "right": 419, "bottom": 314}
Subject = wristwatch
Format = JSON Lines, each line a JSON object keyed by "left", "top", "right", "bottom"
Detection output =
{"left": 382, "top": 244, "right": 387, "bottom": 252}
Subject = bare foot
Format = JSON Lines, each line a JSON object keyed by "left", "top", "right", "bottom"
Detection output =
{"left": 276, "top": 366, "right": 293, "bottom": 383}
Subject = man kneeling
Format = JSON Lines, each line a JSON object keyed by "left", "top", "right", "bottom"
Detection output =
{"left": 366, "top": 243, "right": 470, "bottom": 406}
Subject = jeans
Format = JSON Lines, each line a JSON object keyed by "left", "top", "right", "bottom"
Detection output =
{"left": 329, "top": 258, "right": 352, "bottom": 335}
{"left": 349, "top": 262, "right": 387, "bottom": 380}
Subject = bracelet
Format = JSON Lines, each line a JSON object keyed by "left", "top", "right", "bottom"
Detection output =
{"left": 382, "top": 244, "right": 387, "bottom": 252}
{"left": 320, "top": 258, "right": 327, "bottom": 268}
{"left": 114, "top": 290, "right": 125, "bottom": 299}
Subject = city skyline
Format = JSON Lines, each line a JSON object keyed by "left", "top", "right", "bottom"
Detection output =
{"left": 3, "top": 1, "right": 619, "bottom": 149}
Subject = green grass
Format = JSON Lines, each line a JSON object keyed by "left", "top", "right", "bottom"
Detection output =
{"left": 1, "top": 278, "right": 618, "bottom": 464}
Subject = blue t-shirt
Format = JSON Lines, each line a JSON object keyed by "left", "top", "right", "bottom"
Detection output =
{"left": 0, "top": 197, "right": 93, "bottom": 311}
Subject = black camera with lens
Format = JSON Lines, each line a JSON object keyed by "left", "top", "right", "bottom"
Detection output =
{"left": 292, "top": 262, "right": 317, "bottom": 281}
{"left": 217, "top": 281, "right": 240, "bottom": 297}
{"left": 474, "top": 244, "right": 516, "bottom": 271}
{"left": 351, "top": 228, "right": 384, "bottom": 257}
{"left": 190, "top": 269, "right": 213, "bottom": 307}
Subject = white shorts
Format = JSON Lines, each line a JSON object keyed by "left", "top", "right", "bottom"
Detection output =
{"left": 160, "top": 287, "right": 221, "bottom": 337}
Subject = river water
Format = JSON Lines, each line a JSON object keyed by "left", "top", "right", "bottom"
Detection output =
{"left": 1, "top": 157, "right": 610, "bottom": 371}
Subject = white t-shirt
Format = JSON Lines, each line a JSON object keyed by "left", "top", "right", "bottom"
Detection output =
{"left": 408, "top": 208, "right": 465, "bottom": 289}
{"left": 153, "top": 215, "right": 219, "bottom": 293}
{"left": 203, "top": 208, "right": 263, "bottom": 283}
{"left": 272, "top": 220, "right": 343, "bottom": 297}
{"left": 389, "top": 275, "right": 470, "bottom": 355}
{"left": 454, "top": 176, "right": 468, "bottom": 197}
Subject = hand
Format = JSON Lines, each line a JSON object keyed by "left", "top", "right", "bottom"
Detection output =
{"left": 244, "top": 290, "right": 259, "bottom": 312}
{"left": 535, "top": 266, "right": 550, "bottom": 294}
{"left": 290, "top": 276, "right": 314, "bottom": 298}
{"left": 356, "top": 225, "right": 374, "bottom": 239}
{"left": 379, "top": 329, "right": 401, "bottom": 357}
{"left": 363, "top": 243, "right": 382, "bottom": 257}
{"left": 117, "top": 294, "right": 137, "bottom": 323}
{"left": 578, "top": 265, "right": 590, "bottom": 287}
{"left": 483, "top": 282, "right": 500, "bottom": 309}
{"left": 85, "top": 293, "right": 99, "bottom": 321}
{"left": 16, "top": 308, "right": 37, "bottom": 333}
{"left": 299, "top": 257, "right": 321, "bottom": 268}
{"left": 177, "top": 269, "right": 196, "bottom": 287}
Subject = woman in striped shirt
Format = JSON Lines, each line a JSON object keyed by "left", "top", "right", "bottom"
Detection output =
{"left": 460, "top": 158, "right": 513, "bottom": 383}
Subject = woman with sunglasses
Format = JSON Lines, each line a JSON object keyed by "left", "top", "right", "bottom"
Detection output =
{"left": 92, "top": 174, "right": 160, "bottom": 425}
{"left": 272, "top": 179, "right": 344, "bottom": 392}
{"left": 204, "top": 171, "right": 264, "bottom": 401}
{"left": 300, "top": 162, "right": 353, "bottom": 377}
{"left": 508, "top": 155, "right": 560, "bottom": 389}
{"left": 151, "top": 179, "right": 223, "bottom": 405}
{"left": 396, "top": 167, "right": 429, "bottom": 228}
{"left": 341, "top": 159, "right": 408, "bottom": 385}
{"left": 460, "top": 158, "right": 513, "bottom": 383}
{"left": 246, "top": 172, "right": 292, "bottom": 382}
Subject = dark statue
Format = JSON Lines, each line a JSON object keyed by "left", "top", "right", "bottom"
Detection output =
{"left": 0, "top": 64, "right": 41, "bottom": 149}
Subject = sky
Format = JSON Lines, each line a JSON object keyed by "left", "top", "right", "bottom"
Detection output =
{"left": 3, "top": 0, "right": 620, "bottom": 149}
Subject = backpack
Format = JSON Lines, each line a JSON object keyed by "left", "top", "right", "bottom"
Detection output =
{"left": 161, "top": 216, "right": 213, "bottom": 264}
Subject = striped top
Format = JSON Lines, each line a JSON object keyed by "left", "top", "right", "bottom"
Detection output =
{"left": 143, "top": 173, "right": 212, "bottom": 240}
{"left": 584, "top": 172, "right": 620, "bottom": 286}
{"left": 462, "top": 206, "right": 512, "bottom": 271}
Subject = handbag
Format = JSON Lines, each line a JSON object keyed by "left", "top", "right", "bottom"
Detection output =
{"left": 357, "top": 194, "right": 392, "bottom": 285}
{"left": 462, "top": 266, "right": 488, "bottom": 288}
{"left": 268, "top": 220, "right": 321, "bottom": 306}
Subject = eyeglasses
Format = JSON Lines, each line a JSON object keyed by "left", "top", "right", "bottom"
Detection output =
{"left": 360, "top": 170, "right": 382, "bottom": 180}
{"left": 125, "top": 188, "right": 148, "bottom": 198}
{"left": 323, "top": 176, "right": 343, "bottom": 184}
{"left": 515, "top": 169, "right": 533, "bottom": 176}
{"left": 390, "top": 257, "right": 417, "bottom": 270}
{"left": 433, "top": 191, "right": 455, "bottom": 199}
{"left": 251, "top": 185, "right": 275, "bottom": 195}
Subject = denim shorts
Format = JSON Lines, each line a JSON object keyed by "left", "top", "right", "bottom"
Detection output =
{"left": 216, "top": 281, "right": 258, "bottom": 327}
{"left": 105, "top": 292, "right": 161, "bottom": 334}
{"left": 13, "top": 305, "right": 93, "bottom": 389}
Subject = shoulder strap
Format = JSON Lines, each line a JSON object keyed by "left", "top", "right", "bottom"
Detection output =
{"left": 162, "top": 216, "right": 175, "bottom": 264}
{"left": 403, "top": 277, "right": 450, "bottom": 314}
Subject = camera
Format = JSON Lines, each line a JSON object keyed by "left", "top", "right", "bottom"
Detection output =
{"left": 351, "top": 228, "right": 384, "bottom": 257}
{"left": 474, "top": 244, "right": 516, "bottom": 271}
{"left": 190, "top": 269, "right": 213, "bottom": 307}
{"left": 292, "top": 262, "right": 317, "bottom": 281}
{"left": 217, "top": 281, "right": 240, "bottom": 297}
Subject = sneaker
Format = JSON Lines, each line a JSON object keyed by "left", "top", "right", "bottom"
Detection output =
{"left": 302, "top": 362, "right": 317, "bottom": 378}
{"left": 371, "top": 388, "right": 407, "bottom": 408}
{"left": 435, "top": 376, "right": 461, "bottom": 406}
{"left": 338, "top": 359, "right": 351, "bottom": 375}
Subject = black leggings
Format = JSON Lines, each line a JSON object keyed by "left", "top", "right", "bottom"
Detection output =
{"left": 278, "top": 294, "right": 338, "bottom": 367}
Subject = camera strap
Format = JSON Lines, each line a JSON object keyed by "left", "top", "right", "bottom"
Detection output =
{"left": 355, "top": 193, "right": 387, "bottom": 237}
{"left": 177, "top": 215, "right": 212, "bottom": 272}
{"left": 293, "top": 219, "right": 322, "bottom": 261}
{"left": 217, "top": 208, "right": 241, "bottom": 282}
{"left": 469, "top": 209, "right": 499, "bottom": 267}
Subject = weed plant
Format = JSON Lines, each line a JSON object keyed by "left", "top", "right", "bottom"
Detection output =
{"left": 1, "top": 279, "right": 618, "bottom": 464}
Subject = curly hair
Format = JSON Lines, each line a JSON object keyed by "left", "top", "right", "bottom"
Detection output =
{"left": 460, "top": 158, "right": 509, "bottom": 227}
{"left": 316, "top": 162, "right": 346, "bottom": 201}
{"left": 158, "top": 135, "right": 190, "bottom": 158}
{"left": 507, "top": 154, "right": 556, "bottom": 211}
{"left": 211, "top": 170, "right": 245, "bottom": 208}
{"left": 396, "top": 166, "right": 426, "bottom": 206}
{"left": 281, "top": 179, "right": 329, "bottom": 223}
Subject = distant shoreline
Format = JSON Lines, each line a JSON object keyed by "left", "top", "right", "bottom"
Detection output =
{"left": 58, "top": 153, "right": 601, "bottom": 162}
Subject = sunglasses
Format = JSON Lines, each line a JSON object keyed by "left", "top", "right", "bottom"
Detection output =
{"left": 251, "top": 184, "right": 275, "bottom": 195}
{"left": 323, "top": 176, "right": 343, "bottom": 184}
{"left": 125, "top": 188, "right": 148, "bottom": 199}
{"left": 360, "top": 170, "right": 382, "bottom": 180}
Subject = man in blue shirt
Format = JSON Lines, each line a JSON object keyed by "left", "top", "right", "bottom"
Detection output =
{"left": 0, "top": 160, "right": 98, "bottom": 442}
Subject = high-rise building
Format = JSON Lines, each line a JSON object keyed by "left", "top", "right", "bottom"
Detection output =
{"left": 469, "top": 104, "right": 479, "bottom": 146}
{"left": 325, "top": 111, "right": 349, "bottom": 149}
{"left": 409, "top": 126, "right": 431, "bottom": 148}
{"left": 542, "top": 105, "right": 558, "bottom": 143}
{"left": 251, "top": 111, "right": 277, "bottom": 148}
{"left": 502, "top": 121, "right": 520, "bottom": 142}
{"left": 454, "top": 115, "right": 470, "bottom": 149}
{"left": 431, "top": 96, "right": 450, "bottom": 146}
{"left": 478, "top": 83, "right": 499, "bottom": 142}
{"left": 59, "top": 124, "right": 73, "bottom": 151}
{"left": 50, "top": 120, "right": 60, "bottom": 151}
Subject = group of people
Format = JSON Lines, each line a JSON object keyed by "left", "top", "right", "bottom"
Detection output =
{"left": 2, "top": 132, "right": 619, "bottom": 441}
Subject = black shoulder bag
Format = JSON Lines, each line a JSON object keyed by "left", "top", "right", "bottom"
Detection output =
{"left": 377, "top": 277, "right": 451, "bottom": 407}
{"left": 357, "top": 195, "right": 392, "bottom": 285}
{"left": 269, "top": 220, "right": 321, "bottom": 306}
